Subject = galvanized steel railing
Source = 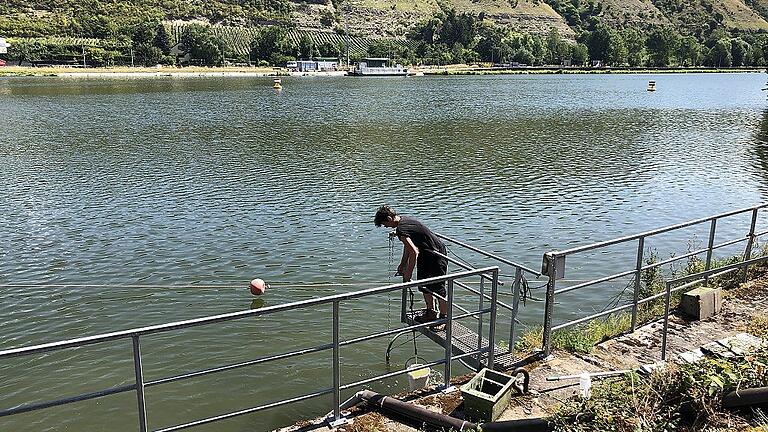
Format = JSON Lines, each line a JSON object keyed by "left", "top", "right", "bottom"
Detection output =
{"left": 540, "top": 203, "right": 768, "bottom": 357}
{"left": 0, "top": 267, "right": 499, "bottom": 431}
{"left": 434, "top": 233, "right": 542, "bottom": 350}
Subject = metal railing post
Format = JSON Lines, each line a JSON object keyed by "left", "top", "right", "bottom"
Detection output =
{"left": 704, "top": 218, "right": 717, "bottom": 286}
{"left": 477, "top": 277, "right": 484, "bottom": 370}
{"left": 744, "top": 209, "right": 759, "bottom": 282}
{"left": 400, "top": 287, "right": 407, "bottom": 324}
{"left": 332, "top": 301, "right": 341, "bottom": 421}
{"left": 631, "top": 237, "right": 645, "bottom": 332}
{"left": 444, "top": 279, "right": 454, "bottom": 388}
{"left": 661, "top": 281, "right": 672, "bottom": 361}
{"left": 488, "top": 269, "right": 499, "bottom": 369}
{"left": 132, "top": 335, "right": 148, "bottom": 432}
{"left": 509, "top": 267, "right": 522, "bottom": 350}
{"left": 542, "top": 254, "right": 557, "bottom": 357}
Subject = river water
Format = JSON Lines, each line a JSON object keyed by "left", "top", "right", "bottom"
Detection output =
{"left": 1, "top": 73, "right": 767, "bottom": 431}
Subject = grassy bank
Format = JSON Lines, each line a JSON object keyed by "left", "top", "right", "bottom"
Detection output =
{"left": 516, "top": 251, "right": 761, "bottom": 355}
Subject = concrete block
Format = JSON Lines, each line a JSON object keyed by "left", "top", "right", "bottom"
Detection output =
{"left": 680, "top": 287, "right": 722, "bottom": 320}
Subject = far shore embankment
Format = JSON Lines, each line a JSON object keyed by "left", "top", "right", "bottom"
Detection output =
{"left": 0, "top": 65, "right": 764, "bottom": 78}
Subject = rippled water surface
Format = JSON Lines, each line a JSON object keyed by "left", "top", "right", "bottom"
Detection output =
{"left": 2, "top": 73, "right": 768, "bottom": 431}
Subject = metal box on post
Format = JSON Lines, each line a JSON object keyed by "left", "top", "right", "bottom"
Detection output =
{"left": 460, "top": 368, "right": 515, "bottom": 421}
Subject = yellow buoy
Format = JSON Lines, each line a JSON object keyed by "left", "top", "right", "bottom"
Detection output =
{"left": 272, "top": 77, "right": 282, "bottom": 90}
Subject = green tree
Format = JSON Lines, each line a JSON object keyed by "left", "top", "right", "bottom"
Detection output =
{"left": 10, "top": 39, "right": 44, "bottom": 65}
{"left": 545, "top": 27, "right": 563, "bottom": 64}
{"left": 646, "top": 27, "right": 680, "bottom": 67}
{"left": 180, "top": 24, "right": 223, "bottom": 66}
{"left": 731, "top": 38, "right": 749, "bottom": 67}
{"left": 605, "top": 32, "right": 627, "bottom": 66}
{"left": 622, "top": 28, "right": 646, "bottom": 67}
{"left": 530, "top": 34, "right": 546, "bottom": 66}
{"left": 677, "top": 36, "right": 702, "bottom": 66}
{"left": 571, "top": 43, "right": 589, "bottom": 66}
{"left": 710, "top": 38, "right": 732, "bottom": 67}
{"left": 154, "top": 24, "right": 171, "bottom": 55}
{"left": 250, "top": 26, "right": 294, "bottom": 65}
{"left": 586, "top": 24, "right": 611, "bottom": 63}
{"left": 297, "top": 34, "right": 315, "bottom": 59}
{"left": 475, "top": 22, "right": 507, "bottom": 62}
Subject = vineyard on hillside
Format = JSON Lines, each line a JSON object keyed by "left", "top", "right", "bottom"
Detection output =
{"left": 7, "top": 36, "right": 129, "bottom": 49}
{"left": 166, "top": 22, "right": 417, "bottom": 58}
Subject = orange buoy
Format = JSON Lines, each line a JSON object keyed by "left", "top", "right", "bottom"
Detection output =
{"left": 249, "top": 278, "right": 268, "bottom": 296}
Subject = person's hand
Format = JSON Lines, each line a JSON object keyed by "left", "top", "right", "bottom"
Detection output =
{"left": 402, "top": 269, "right": 413, "bottom": 283}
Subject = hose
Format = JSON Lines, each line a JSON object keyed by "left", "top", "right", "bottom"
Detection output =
{"left": 356, "top": 390, "right": 566, "bottom": 432}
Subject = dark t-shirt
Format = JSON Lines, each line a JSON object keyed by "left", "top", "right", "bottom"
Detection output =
{"left": 396, "top": 216, "right": 446, "bottom": 262}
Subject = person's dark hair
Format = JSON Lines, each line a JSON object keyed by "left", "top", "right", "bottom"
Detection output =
{"left": 374, "top": 205, "right": 397, "bottom": 227}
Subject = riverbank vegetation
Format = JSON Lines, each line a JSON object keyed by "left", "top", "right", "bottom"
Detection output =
{"left": 2, "top": 0, "right": 768, "bottom": 68}
{"left": 516, "top": 249, "right": 764, "bottom": 355}
{"left": 543, "top": 253, "right": 768, "bottom": 431}
{"left": 552, "top": 344, "right": 768, "bottom": 431}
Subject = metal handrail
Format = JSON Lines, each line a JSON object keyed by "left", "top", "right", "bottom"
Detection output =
{"left": 550, "top": 204, "right": 767, "bottom": 257}
{"left": 660, "top": 255, "right": 768, "bottom": 360}
{"left": 1, "top": 266, "right": 500, "bottom": 432}
{"left": 541, "top": 204, "right": 767, "bottom": 357}
{"left": 0, "top": 268, "right": 493, "bottom": 360}
{"left": 426, "top": 249, "right": 524, "bottom": 350}
{"left": 436, "top": 232, "right": 542, "bottom": 276}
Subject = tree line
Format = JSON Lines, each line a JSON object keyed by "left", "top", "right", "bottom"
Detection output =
{"left": 3, "top": 3, "right": 768, "bottom": 68}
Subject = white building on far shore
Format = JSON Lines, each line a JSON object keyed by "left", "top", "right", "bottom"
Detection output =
{"left": 0, "top": 37, "right": 10, "bottom": 54}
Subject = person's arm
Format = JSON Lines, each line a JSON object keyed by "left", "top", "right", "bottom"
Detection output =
{"left": 399, "top": 236, "right": 419, "bottom": 282}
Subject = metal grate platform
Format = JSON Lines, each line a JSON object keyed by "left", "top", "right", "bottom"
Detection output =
{"left": 404, "top": 311, "right": 521, "bottom": 371}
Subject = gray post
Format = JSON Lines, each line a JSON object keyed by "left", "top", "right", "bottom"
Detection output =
{"left": 487, "top": 269, "right": 499, "bottom": 369}
{"left": 132, "top": 335, "right": 148, "bottom": 432}
{"left": 509, "top": 267, "right": 522, "bottom": 350}
{"left": 542, "top": 254, "right": 557, "bottom": 357}
{"left": 704, "top": 218, "right": 717, "bottom": 286}
{"left": 477, "top": 277, "right": 484, "bottom": 370}
{"left": 631, "top": 237, "right": 645, "bottom": 332}
{"left": 744, "top": 209, "right": 759, "bottom": 282}
{"left": 400, "top": 287, "right": 407, "bottom": 324}
{"left": 444, "top": 279, "right": 454, "bottom": 388}
{"left": 661, "top": 281, "right": 672, "bottom": 361}
{"left": 332, "top": 301, "right": 341, "bottom": 421}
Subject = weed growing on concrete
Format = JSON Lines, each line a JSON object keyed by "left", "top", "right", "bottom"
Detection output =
{"left": 515, "top": 248, "right": 768, "bottom": 355}
{"left": 553, "top": 346, "right": 768, "bottom": 431}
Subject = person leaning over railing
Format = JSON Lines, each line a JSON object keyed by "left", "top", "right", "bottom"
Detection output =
{"left": 374, "top": 205, "right": 448, "bottom": 324}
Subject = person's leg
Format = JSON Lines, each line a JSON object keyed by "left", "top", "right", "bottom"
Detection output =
{"left": 423, "top": 291, "right": 435, "bottom": 312}
{"left": 436, "top": 294, "right": 447, "bottom": 316}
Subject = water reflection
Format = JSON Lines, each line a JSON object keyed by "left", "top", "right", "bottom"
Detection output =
{"left": 749, "top": 108, "right": 768, "bottom": 198}
{"left": 1, "top": 73, "right": 766, "bottom": 432}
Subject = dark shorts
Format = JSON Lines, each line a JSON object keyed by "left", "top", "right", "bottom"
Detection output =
{"left": 417, "top": 247, "right": 448, "bottom": 297}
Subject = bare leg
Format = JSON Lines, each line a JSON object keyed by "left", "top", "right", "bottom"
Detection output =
{"left": 424, "top": 292, "right": 448, "bottom": 315}
{"left": 423, "top": 292, "right": 435, "bottom": 312}
{"left": 436, "top": 297, "right": 447, "bottom": 316}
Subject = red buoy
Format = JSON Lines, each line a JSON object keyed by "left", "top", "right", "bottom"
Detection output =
{"left": 249, "top": 278, "right": 267, "bottom": 296}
